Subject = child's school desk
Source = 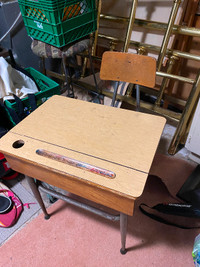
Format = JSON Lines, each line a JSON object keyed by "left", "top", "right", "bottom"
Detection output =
{"left": 0, "top": 95, "right": 166, "bottom": 254}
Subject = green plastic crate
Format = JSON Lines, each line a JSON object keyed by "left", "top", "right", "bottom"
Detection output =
{"left": 18, "top": 0, "right": 97, "bottom": 47}
{"left": 26, "top": 20, "right": 96, "bottom": 47}
{"left": 4, "top": 67, "right": 60, "bottom": 112}
{"left": 18, "top": 0, "right": 81, "bottom": 9}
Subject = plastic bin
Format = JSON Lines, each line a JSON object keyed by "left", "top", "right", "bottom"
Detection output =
{"left": 4, "top": 67, "right": 60, "bottom": 112}
{"left": 18, "top": 0, "right": 97, "bottom": 47}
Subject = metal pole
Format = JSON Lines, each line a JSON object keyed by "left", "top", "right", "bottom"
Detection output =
{"left": 123, "top": 0, "right": 138, "bottom": 52}
{"left": 120, "top": 213, "right": 128, "bottom": 255}
{"left": 111, "top": 81, "right": 120, "bottom": 107}
{"left": 92, "top": 0, "right": 102, "bottom": 56}
{"left": 27, "top": 177, "right": 50, "bottom": 220}
{"left": 157, "top": 0, "right": 182, "bottom": 71}
{"left": 98, "top": 33, "right": 200, "bottom": 62}
{"left": 155, "top": 55, "right": 179, "bottom": 106}
{"left": 156, "top": 71, "right": 195, "bottom": 84}
{"left": 100, "top": 15, "right": 200, "bottom": 38}
{"left": 136, "top": 47, "right": 147, "bottom": 111}
{"left": 39, "top": 185, "right": 120, "bottom": 222}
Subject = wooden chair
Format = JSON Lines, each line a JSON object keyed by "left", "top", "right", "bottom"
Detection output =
{"left": 100, "top": 51, "right": 156, "bottom": 108}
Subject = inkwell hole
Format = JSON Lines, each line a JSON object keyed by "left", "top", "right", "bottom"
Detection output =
{"left": 12, "top": 140, "right": 25, "bottom": 149}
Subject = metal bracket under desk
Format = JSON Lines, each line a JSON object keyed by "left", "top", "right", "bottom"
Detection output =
{"left": 27, "top": 176, "right": 128, "bottom": 255}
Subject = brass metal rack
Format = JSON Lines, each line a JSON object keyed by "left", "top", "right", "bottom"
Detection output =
{"left": 41, "top": 0, "right": 200, "bottom": 155}
{"left": 89, "top": 0, "right": 200, "bottom": 155}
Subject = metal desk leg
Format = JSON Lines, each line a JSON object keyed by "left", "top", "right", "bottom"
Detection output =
{"left": 120, "top": 212, "right": 128, "bottom": 255}
{"left": 136, "top": 84, "right": 140, "bottom": 111}
{"left": 27, "top": 176, "right": 50, "bottom": 220}
{"left": 111, "top": 81, "right": 120, "bottom": 107}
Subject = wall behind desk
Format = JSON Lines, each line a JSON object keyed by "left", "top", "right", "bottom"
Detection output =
{"left": 99, "top": 0, "right": 184, "bottom": 57}
{"left": 0, "top": 2, "right": 40, "bottom": 69}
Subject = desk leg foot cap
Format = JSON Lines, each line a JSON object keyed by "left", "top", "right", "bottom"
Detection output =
{"left": 44, "top": 214, "right": 50, "bottom": 220}
{"left": 120, "top": 249, "right": 127, "bottom": 255}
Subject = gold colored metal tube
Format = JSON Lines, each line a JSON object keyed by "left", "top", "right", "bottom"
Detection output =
{"left": 134, "top": 19, "right": 200, "bottom": 37}
{"left": 92, "top": 0, "right": 102, "bottom": 56}
{"left": 98, "top": 33, "right": 120, "bottom": 42}
{"left": 123, "top": 0, "right": 138, "bottom": 52}
{"left": 171, "top": 50, "right": 200, "bottom": 61}
{"left": 136, "top": 40, "right": 200, "bottom": 61}
{"left": 168, "top": 71, "right": 200, "bottom": 155}
{"left": 98, "top": 35, "right": 200, "bottom": 62}
{"left": 174, "top": 26, "right": 200, "bottom": 37}
{"left": 156, "top": 71, "right": 195, "bottom": 84}
{"left": 157, "top": 0, "right": 182, "bottom": 71}
{"left": 100, "top": 15, "right": 200, "bottom": 38}
{"left": 100, "top": 14, "right": 128, "bottom": 23}
{"left": 155, "top": 55, "right": 179, "bottom": 106}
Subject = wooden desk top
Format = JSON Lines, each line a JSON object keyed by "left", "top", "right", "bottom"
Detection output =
{"left": 0, "top": 95, "right": 166, "bottom": 200}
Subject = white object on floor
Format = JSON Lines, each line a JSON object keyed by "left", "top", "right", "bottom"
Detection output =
{"left": 185, "top": 97, "right": 200, "bottom": 163}
{"left": 0, "top": 57, "right": 38, "bottom": 101}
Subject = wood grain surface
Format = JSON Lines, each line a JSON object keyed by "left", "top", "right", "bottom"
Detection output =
{"left": 100, "top": 51, "right": 156, "bottom": 87}
{"left": 0, "top": 96, "right": 166, "bottom": 214}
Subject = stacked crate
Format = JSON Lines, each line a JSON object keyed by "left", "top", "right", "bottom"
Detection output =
{"left": 18, "top": 0, "right": 97, "bottom": 47}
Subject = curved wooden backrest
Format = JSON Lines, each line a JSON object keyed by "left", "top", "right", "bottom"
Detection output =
{"left": 100, "top": 51, "right": 156, "bottom": 88}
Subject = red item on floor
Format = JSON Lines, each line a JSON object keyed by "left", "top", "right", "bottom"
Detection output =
{"left": 0, "top": 188, "right": 23, "bottom": 228}
{"left": 0, "top": 153, "right": 18, "bottom": 180}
